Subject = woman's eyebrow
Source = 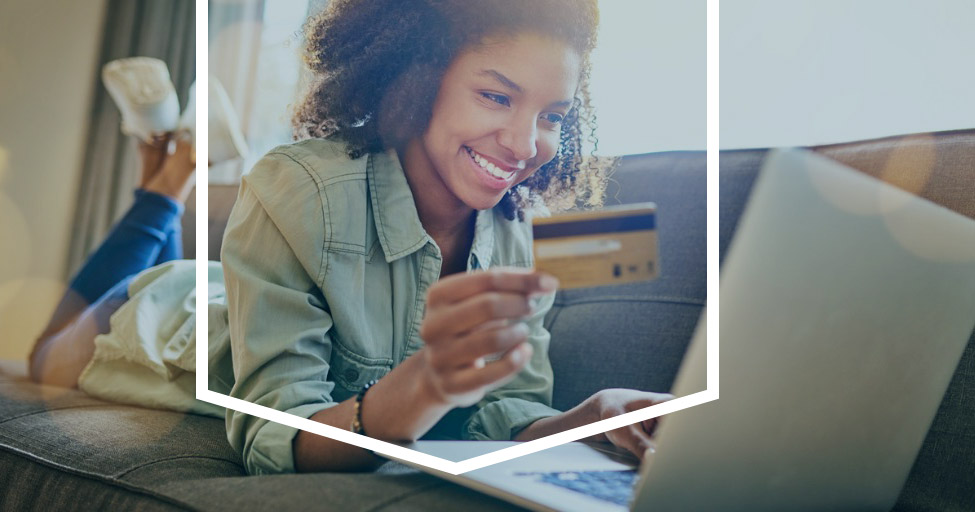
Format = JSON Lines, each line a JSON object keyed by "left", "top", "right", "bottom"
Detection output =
{"left": 478, "top": 69, "right": 574, "bottom": 108}
{"left": 479, "top": 69, "right": 522, "bottom": 93}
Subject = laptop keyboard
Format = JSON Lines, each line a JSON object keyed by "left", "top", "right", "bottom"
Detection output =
{"left": 516, "top": 469, "right": 639, "bottom": 506}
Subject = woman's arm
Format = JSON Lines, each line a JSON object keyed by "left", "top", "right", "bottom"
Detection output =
{"left": 512, "top": 393, "right": 599, "bottom": 441}
{"left": 294, "top": 269, "right": 556, "bottom": 472}
{"left": 294, "top": 353, "right": 450, "bottom": 471}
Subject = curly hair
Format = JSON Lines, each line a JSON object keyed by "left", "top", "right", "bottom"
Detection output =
{"left": 293, "top": 0, "right": 613, "bottom": 221}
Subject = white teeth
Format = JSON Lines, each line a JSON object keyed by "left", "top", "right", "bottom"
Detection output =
{"left": 467, "top": 147, "right": 514, "bottom": 179}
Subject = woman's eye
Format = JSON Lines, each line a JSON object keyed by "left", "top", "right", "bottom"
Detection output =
{"left": 480, "top": 92, "right": 510, "bottom": 107}
{"left": 541, "top": 112, "right": 565, "bottom": 124}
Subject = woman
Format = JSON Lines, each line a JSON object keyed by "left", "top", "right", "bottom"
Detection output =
{"left": 31, "top": 0, "right": 672, "bottom": 476}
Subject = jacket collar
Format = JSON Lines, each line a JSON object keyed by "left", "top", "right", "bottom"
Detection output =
{"left": 368, "top": 148, "right": 496, "bottom": 269}
{"left": 368, "top": 149, "right": 428, "bottom": 262}
{"left": 469, "top": 206, "right": 495, "bottom": 270}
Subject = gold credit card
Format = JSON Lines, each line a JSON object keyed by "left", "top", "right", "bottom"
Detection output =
{"left": 532, "top": 203, "right": 658, "bottom": 290}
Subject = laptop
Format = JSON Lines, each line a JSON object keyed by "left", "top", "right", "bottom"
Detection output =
{"left": 386, "top": 149, "right": 975, "bottom": 511}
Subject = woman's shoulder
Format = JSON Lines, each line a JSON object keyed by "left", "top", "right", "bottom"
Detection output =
{"left": 240, "top": 138, "right": 372, "bottom": 226}
{"left": 233, "top": 138, "right": 375, "bottom": 260}
{"left": 246, "top": 138, "right": 369, "bottom": 189}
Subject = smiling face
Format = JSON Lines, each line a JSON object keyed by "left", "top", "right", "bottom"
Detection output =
{"left": 401, "top": 32, "right": 582, "bottom": 215}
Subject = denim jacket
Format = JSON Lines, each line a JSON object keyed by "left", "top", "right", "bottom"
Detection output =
{"left": 219, "top": 139, "right": 560, "bottom": 475}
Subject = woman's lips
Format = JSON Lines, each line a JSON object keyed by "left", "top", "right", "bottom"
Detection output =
{"left": 465, "top": 147, "right": 519, "bottom": 178}
{"left": 464, "top": 146, "right": 517, "bottom": 191}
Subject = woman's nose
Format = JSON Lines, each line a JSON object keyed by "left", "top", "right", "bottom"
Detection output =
{"left": 498, "top": 117, "right": 538, "bottom": 162}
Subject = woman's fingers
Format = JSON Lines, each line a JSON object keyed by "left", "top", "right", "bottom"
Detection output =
{"left": 587, "top": 389, "right": 676, "bottom": 460}
{"left": 420, "top": 291, "right": 533, "bottom": 342}
{"left": 641, "top": 418, "right": 658, "bottom": 436}
{"left": 437, "top": 343, "right": 533, "bottom": 396}
{"left": 416, "top": 269, "right": 557, "bottom": 407}
{"left": 420, "top": 268, "right": 558, "bottom": 346}
{"left": 429, "top": 322, "right": 530, "bottom": 371}
{"left": 427, "top": 268, "right": 558, "bottom": 308}
{"left": 620, "top": 393, "right": 672, "bottom": 437}
{"left": 609, "top": 423, "right": 655, "bottom": 461}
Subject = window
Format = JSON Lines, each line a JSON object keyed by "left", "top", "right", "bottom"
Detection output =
{"left": 208, "top": 0, "right": 319, "bottom": 182}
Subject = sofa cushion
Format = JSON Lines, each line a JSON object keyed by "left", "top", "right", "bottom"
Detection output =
{"left": 0, "top": 362, "right": 525, "bottom": 511}
{"left": 0, "top": 361, "right": 244, "bottom": 510}
{"left": 160, "top": 129, "right": 970, "bottom": 511}
{"left": 149, "top": 470, "right": 521, "bottom": 512}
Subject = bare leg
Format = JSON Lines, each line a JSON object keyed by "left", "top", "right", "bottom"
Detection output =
{"left": 144, "top": 135, "right": 192, "bottom": 265}
{"left": 29, "top": 139, "right": 196, "bottom": 387}
{"left": 144, "top": 138, "right": 196, "bottom": 203}
{"left": 138, "top": 133, "right": 172, "bottom": 188}
{"left": 29, "top": 279, "right": 131, "bottom": 388}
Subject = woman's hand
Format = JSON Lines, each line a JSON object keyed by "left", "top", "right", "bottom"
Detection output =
{"left": 296, "top": 268, "right": 558, "bottom": 471}
{"left": 587, "top": 388, "right": 675, "bottom": 460}
{"left": 418, "top": 268, "right": 558, "bottom": 408}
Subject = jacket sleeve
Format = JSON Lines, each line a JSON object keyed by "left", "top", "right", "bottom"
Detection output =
{"left": 221, "top": 150, "right": 338, "bottom": 475}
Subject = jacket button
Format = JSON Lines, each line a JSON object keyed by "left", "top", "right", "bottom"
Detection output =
{"left": 344, "top": 368, "right": 359, "bottom": 382}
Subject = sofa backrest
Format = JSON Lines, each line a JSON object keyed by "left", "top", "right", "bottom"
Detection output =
{"left": 720, "top": 129, "right": 975, "bottom": 264}
{"left": 191, "top": 129, "right": 975, "bottom": 265}
{"left": 184, "top": 129, "right": 971, "bottom": 414}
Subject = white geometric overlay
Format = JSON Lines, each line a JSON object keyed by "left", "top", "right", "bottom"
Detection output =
{"left": 193, "top": 0, "right": 720, "bottom": 476}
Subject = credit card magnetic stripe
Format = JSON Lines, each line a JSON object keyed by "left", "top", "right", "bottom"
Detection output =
{"left": 532, "top": 212, "right": 656, "bottom": 240}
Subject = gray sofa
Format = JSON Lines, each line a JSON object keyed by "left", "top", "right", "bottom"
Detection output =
{"left": 1, "top": 130, "right": 971, "bottom": 511}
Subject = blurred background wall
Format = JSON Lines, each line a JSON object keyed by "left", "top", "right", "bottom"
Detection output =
{"left": 721, "top": 0, "right": 975, "bottom": 148}
{"left": 0, "top": 0, "right": 108, "bottom": 360}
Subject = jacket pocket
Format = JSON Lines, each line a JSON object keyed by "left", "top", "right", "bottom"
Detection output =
{"left": 328, "top": 341, "right": 393, "bottom": 401}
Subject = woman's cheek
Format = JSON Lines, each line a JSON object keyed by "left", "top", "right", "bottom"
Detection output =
{"left": 536, "top": 132, "right": 560, "bottom": 167}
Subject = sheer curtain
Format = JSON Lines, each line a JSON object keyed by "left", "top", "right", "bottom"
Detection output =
{"left": 208, "top": 0, "right": 327, "bottom": 184}
{"left": 66, "top": 0, "right": 195, "bottom": 278}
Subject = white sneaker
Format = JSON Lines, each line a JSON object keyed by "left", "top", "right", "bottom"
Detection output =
{"left": 176, "top": 76, "right": 248, "bottom": 165}
{"left": 176, "top": 81, "right": 196, "bottom": 159}
{"left": 102, "top": 57, "right": 180, "bottom": 142}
